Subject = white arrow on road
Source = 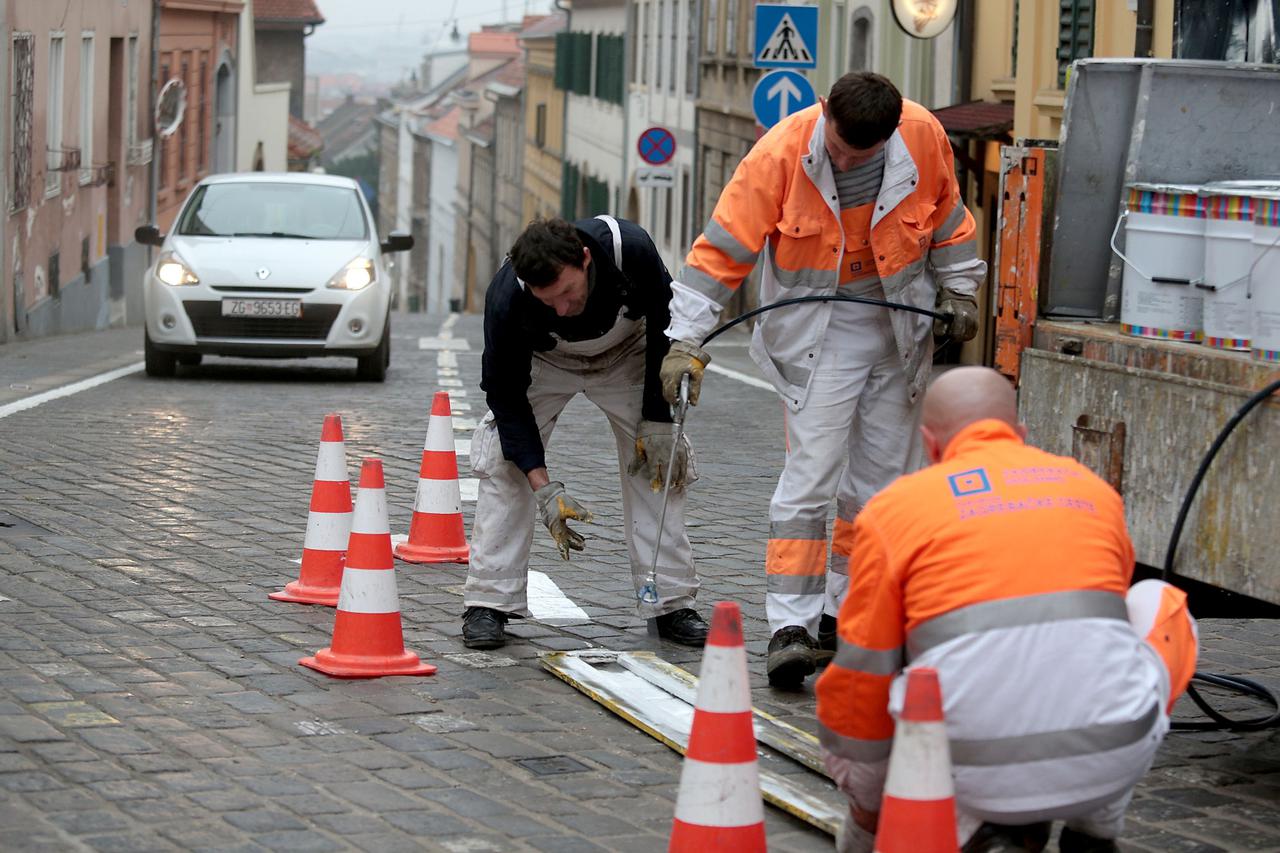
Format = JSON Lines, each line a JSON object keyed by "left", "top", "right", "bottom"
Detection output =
{"left": 767, "top": 74, "right": 803, "bottom": 120}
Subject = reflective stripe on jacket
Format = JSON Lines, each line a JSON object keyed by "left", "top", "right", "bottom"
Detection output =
{"left": 814, "top": 420, "right": 1167, "bottom": 821}
{"left": 667, "top": 100, "right": 986, "bottom": 411}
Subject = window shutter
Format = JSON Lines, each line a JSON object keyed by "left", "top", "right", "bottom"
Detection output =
{"left": 1057, "top": 0, "right": 1094, "bottom": 86}
{"left": 554, "top": 31, "right": 571, "bottom": 90}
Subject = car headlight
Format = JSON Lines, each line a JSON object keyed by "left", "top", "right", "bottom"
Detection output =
{"left": 327, "top": 257, "right": 375, "bottom": 291}
{"left": 156, "top": 252, "right": 199, "bottom": 286}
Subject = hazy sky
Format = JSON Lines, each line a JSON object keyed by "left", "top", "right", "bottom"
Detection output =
{"left": 307, "top": 0, "right": 559, "bottom": 83}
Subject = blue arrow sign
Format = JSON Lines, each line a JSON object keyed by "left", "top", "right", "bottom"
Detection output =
{"left": 755, "top": 4, "right": 818, "bottom": 69}
{"left": 752, "top": 69, "right": 817, "bottom": 130}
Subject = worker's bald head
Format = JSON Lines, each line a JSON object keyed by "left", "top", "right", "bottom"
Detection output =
{"left": 920, "top": 367, "right": 1023, "bottom": 462}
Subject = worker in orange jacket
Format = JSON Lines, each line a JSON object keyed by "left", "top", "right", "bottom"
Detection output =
{"left": 815, "top": 367, "right": 1198, "bottom": 853}
{"left": 660, "top": 72, "right": 987, "bottom": 686}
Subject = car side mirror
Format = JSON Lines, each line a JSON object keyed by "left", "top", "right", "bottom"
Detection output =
{"left": 135, "top": 225, "right": 164, "bottom": 246}
{"left": 381, "top": 232, "right": 413, "bottom": 254}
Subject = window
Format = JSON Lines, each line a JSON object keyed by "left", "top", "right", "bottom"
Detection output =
{"left": 198, "top": 58, "right": 207, "bottom": 172}
{"left": 127, "top": 36, "right": 138, "bottom": 148}
{"left": 10, "top": 33, "right": 34, "bottom": 210}
{"left": 560, "top": 160, "right": 580, "bottom": 218}
{"left": 669, "top": 1, "right": 678, "bottom": 94}
{"left": 1057, "top": 0, "right": 1094, "bottom": 86}
{"left": 656, "top": 3, "right": 665, "bottom": 93}
{"left": 585, "top": 173, "right": 609, "bottom": 216}
{"left": 634, "top": 2, "right": 644, "bottom": 85}
{"left": 685, "top": 0, "right": 697, "bottom": 95}
{"left": 664, "top": 185, "right": 673, "bottom": 244}
{"left": 681, "top": 165, "right": 691, "bottom": 243}
{"left": 554, "top": 31, "right": 594, "bottom": 96}
{"left": 594, "top": 34, "right": 625, "bottom": 105}
{"left": 851, "top": 9, "right": 873, "bottom": 71}
{"left": 833, "top": 3, "right": 847, "bottom": 73}
{"left": 79, "top": 34, "right": 93, "bottom": 185}
{"left": 726, "top": 0, "right": 738, "bottom": 57}
{"left": 705, "top": 0, "right": 718, "bottom": 55}
{"left": 535, "top": 103, "right": 547, "bottom": 148}
{"left": 46, "top": 34, "right": 65, "bottom": 196}
{"left": 177, "top": 182, "right": 369, "bottom": 239}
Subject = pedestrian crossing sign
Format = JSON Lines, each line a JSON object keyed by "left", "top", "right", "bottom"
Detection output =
{"left": 754, "top": 4, "right": 818, "bottom": 69}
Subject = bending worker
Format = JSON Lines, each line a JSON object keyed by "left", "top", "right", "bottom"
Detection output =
{"left": 461, "top": 216, "right": 709, "bottom": 650}
{"left": 815, "top": 367, "right": 1198, "bottom": 853}
{"left": 660, "top": 71, "right": 987, "bottom": 686}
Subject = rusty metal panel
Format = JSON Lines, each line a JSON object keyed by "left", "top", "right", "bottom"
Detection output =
{"left": 994, "top": 144, "right": 1056, "bottom": 387}
{"left": 1019, "top": 348, "right": 1280, "bottom": 605}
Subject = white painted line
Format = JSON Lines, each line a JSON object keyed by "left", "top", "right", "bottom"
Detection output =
{"left": 419, "top": 337, "right": 471, "bottom": 351}
{"left": 453, "top": 417, "right": 478, "bottom": 431}
{"left": 439, "top": 378, "right": 464, "bottom": 388}
{"left": 706, "top": 362, "right": 774, "bottom": 392}
{"left": 0, "top": 362, "right": 144, "bottom": 420}
{"left": 528, "top": 570, "right": 589, "bottom": 623}
{"left": 438, "top": 368, "right": 459, "bottom": 377}
{"left": 0, "top": 595, "right": 11, "bottom": 603}
{"left": 437, "top": 385, "right": 465, "bottom": 395}
{"left": 437, "top": 351, "right": 458, "bottom": 368}
{"left": 450, "top": 402, "right": 471, "bottom": 412}
{"left": 459, "top": 478, "right": 478, "bottom": 502}
{"left": 442, "top": 313, "right": 459, "bottom": 331}
{"left": 295, "top": 720, "right": 347, "bottom": 736}
{"left": 390, "top": 533, "right": 409, "bottom": 548}
{"left": 454, "top": 439, "right": 471, "bottom": 456}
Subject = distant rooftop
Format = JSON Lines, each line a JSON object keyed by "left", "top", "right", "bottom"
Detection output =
{"left": 255, "top": 0, "right": 325, "bottom": 25}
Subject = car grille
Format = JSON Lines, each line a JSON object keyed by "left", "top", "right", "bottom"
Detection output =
{"left": 182, "top": 301, "right": 340, "bottom": 339}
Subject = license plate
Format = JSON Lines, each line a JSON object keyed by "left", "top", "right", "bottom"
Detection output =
{"left": 221, "top": 298, "right": 302, "bottom": 318}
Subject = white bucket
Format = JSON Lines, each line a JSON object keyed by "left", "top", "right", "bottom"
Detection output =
{"left": 1253, "top": 196, "right": 1280, "bottom": 364}
{"left": 1116, "top": 184, "right": 1206, "bottom": 342}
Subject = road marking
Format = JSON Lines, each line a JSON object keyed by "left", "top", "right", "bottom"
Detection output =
{"left": 419, "top": 337, "right": 470, "bottom": 351}
{"left": 459, "top": 479, "right": 478, "bottom": 501}
{"left": 438, "top": 368, "right": 459, "bottom": 377}
{"left": 528, "top": 570, "right": 590, "bottom": 623}
{"left": 455, "top": 439, "right": 471, "bottom": 456}
{"left": 0, "top": 362, "right": 144, "bottom": 420}
{"left": 450, "top": 402, "right": 471, "bottom": 412}
{"left": 453, "top": 417, "right": 477, "bottom": 431}
{"left": 707, "top": 362, "right": 774, "bottom": 392}
{"left": 437, "top": 386, "right": 465, "bottom": 395}
{"left": 437, "top": 351, "right": 458, "bottom": 368}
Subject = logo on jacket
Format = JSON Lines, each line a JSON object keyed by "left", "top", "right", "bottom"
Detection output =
{"left": 948, "top": 468, "right": 991, "bottom": 497}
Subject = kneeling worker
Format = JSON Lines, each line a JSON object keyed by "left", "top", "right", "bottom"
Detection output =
{"left": 816, "top": 367, "right": 1198, "bottom": 852}
{"left": 462, "top": 216, "right": 709, "bottom": 650}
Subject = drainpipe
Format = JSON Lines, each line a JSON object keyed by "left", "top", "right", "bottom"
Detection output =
{"left": 554, "top": 0, "right": 570, "bottom": 217}
{"left": 148, "top": 0, "right": 160, "bottom": 235}
{"left": 620, "top": 1, "right": 631, "bottom": 216}
{"left": 1134, "top": 0, "right": 1155, "bottom": 58}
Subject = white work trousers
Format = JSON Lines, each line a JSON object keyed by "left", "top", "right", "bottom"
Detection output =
{"left": 766, "top": 297, "right": 923, "bottom": 635}
{"left": 464, "top": 328, "right": 699, "bottom": 618}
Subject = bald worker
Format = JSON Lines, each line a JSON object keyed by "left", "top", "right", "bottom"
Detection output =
{"left": 816, "top": 367, "right": 1198, "bottom": 853}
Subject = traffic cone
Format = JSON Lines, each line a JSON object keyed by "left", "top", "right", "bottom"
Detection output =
{"left": 269, "top": 413, "right": 352, "bottom": 607}
{"left": 300, "top": 457, "right": 437, "bottom": 678}
{"left": 874, "top": 668, "right": 958, "bottom": 853}
{"left": 395, "top": 391, "right": 470, "bottom": 564}
{"left": 669, "top": 601, "right": 766, "bottom": 852}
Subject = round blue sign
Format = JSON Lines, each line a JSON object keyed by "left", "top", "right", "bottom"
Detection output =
{"left": 637, "top": 127, "right": 677, "bottom": 166}
{"left": 751, "top": 70, "right": 818, "bottom": 130}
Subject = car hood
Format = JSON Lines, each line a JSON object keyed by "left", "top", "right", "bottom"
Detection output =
{"left": 168, "top": 237, "right": 374, "bottom": 287}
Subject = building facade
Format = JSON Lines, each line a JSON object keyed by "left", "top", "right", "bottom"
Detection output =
{"left": 252, "top": 0, "right": 324, "bottom": 120}
{"left": 3, "top": 0, "right": 154, "bottom": 339}
{"left": 154, "top": 0, "right": 242, "bottom": 231}
{"left": 236, "top": 0, "right": 289, "bottom": 173}
{"left": 520, "top": 14, "right": 567, "bottom": 226}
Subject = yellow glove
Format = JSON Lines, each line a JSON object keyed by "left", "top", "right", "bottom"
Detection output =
{"left": 659, "top": 340, "right": 711, "bottom": 406}
{"left": 627, "top": 420, "right": 691, "bottom": 492}
{"left": 534, "top": 481, "right": 594, "bottom": 560}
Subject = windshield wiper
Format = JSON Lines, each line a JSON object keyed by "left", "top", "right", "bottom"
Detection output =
{"left": 227, "top": 231, "right": 315, "bottom": 239}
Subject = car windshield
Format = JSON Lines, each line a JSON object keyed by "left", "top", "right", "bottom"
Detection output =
{"left": 176, "top": 182, "right": 368, "bottom": 240}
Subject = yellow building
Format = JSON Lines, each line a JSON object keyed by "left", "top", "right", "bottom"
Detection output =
{"left": 521, "top": 14, "right": 568, "bottom": 225}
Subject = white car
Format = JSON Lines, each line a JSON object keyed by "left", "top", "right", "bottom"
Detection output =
{"left": 136, "top": 172, "right": 411, "bottom": 381}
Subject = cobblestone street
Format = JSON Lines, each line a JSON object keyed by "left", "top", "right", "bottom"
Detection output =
{"left": 0, "top": 313, "right": 1278, "bottom": 852}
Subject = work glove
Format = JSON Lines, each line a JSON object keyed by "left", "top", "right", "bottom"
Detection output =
{"left": 627, "top": 420, "right": 691, "bottom": 492}
{"left": 534, "top": 481, "right": 594, "bottom": 560}
{"left": 933, "top": 288, "right": 980, "bottom": 342}
{"left": 659, "top": 340, "right": 711, "bottom": 406}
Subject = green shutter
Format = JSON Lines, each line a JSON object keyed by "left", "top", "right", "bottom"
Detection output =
{"left": 561, "top": 161, "right": 579, "bottom": 219}
{"left": 554, "top": 31, "right": 571, "bottom": 91}
{"left": 1057, "top": 0, "right": 1094, "bottom": 86}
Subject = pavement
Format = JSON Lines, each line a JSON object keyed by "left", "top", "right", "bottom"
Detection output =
{"left": 0, "top": 312, "right": 1276, "bottom": 852}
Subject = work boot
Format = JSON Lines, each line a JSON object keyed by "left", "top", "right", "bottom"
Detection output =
{"left": 962, "top": 822, "right": 1050, "bottom": 852}
{"left": 816, "top": 613, "right": 838, "bottom": 665}
{"left": 1057, "top": 827, "right": 1119, "bottom": 853}
{"left": 653, "top": 608, "right": 709, "bottom": 647}
{"left": 462, "top": 606, "right": 508, "bottom": 650}
{"left": 767, "top": 625, "right": 817, "bottom": 688}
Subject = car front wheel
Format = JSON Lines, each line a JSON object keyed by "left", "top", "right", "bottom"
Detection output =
{"left": 356, "top": 324, "right": 390, "bottom": 382}
{"left": 144, "top": 331, "right": 177, "bottom": 378}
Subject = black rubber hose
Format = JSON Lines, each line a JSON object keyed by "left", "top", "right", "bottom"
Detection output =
{"left": 1163, "top": 378, "right": 1280, "bottom": 731}
{"left": 699, "top": 294, "right": 946, "bottom": 347}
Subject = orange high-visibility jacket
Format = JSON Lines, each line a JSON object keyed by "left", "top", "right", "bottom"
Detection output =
{"left": 666, "top": 101, "right": 986, "bottom": 411}
{"left": 814, "top": 420, "right": 1169, "bottom": 821}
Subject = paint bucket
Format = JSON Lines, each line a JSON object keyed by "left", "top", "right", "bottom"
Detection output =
{"left": 1253, "top": 196, "right": 1280, "bottom": 363}
{"left": 1114, "top": 183, "right": 1207, "bottom": 342}
{"left": 1200, "top": 181, "right": 1280, "bottom": 351}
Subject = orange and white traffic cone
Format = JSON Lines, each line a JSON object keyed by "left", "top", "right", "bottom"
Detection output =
{"left": 395, "top": 391, "right": 470, "bottom": 564}
{"left": 874, "top": 667, "right": 959, "bottom": 853}
{"left": 300, "top": 457, "right": 437, "bottom": 678}
{"left": 669, "top": 601, "right": 766, "bottom": 852}
{"left": 270, "top": 413, "right": 352, "bottom": 607}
